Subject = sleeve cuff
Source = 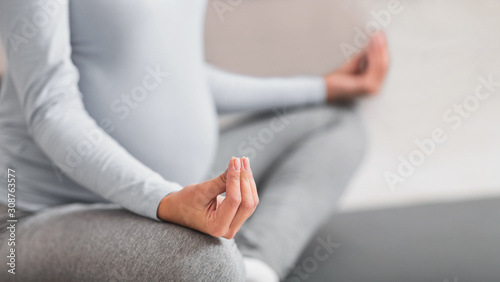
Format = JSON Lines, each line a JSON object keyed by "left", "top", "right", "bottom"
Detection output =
{"left": 140, "top": 176, "right": 184, "bottom": 221}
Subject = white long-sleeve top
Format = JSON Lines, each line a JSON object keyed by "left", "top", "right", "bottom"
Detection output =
{"left": 0, "top": 0, "right": 326, "bottom": 220}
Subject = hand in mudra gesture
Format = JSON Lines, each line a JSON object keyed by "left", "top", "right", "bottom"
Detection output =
{"left": 158, "top": 157, "right": 258, "bottom": 239}
{"left": 324, "top": 31, "right": 390, "bottom": 102}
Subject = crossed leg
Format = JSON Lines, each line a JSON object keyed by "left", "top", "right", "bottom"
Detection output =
{"left": 0, "top": 203, "right": 245, "bottom": 281}
{"left": 210, "top": 104, "right": 367, "bottom": 278}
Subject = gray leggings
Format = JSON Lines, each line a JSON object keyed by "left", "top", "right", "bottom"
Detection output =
{"left": 0, "top": 105, "right": 366, "bottom": 281}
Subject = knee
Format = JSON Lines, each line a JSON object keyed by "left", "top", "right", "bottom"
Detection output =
{"left": 105, "top": 223, "right": 245, "bottom": 281}
{"left": 345, "top": 109, "right": 367, "bottom": 153}
{"left": 150, "top": 224, "right": 246, "bottom": 281}
{"left": 203, "top": 238, "right": 246, "bottom": 282}
{"left": 8, "top": 205, "right": 246, "bottom": 281}
{"left": 333, "top": 108, "right": 368, "bottom": 167}
{"left": 316, "top": 105, "right": 368, "bottom": 158}
{"left": 118, "top": 211, "right": 246, "bottom": 281}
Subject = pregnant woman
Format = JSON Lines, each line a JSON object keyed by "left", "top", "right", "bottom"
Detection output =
{"left": 0, "top": 1, "right": 388, "bottom": 281}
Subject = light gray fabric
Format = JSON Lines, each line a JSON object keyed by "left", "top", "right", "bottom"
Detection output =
{"left": 0, "top": 104, "right": 364, "bottom": 281}
{"left": 0, "top": 0, "right": 326, "bottom": 220}
{"left": 0, "top": 203, "right": 245, "bottom": 282}
{"left": 207, "top": 65, "right": 325, "bottom": 114}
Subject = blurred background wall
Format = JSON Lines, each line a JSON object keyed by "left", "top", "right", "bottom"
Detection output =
{"left": 205, "top": 0, "right": 500, "bottom": 212}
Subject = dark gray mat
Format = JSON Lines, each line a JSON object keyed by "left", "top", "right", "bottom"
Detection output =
{"left": 286, "top": 197, "right": 500, "bottom": 282}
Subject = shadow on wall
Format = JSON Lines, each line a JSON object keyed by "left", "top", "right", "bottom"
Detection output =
{"left": 205, "top": 0, "right": 364, "bottom": 76}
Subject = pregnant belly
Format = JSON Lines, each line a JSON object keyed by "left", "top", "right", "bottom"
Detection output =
{"left": 68, "top": 0, "right": 214, "bottom": 185}
{"left": 78, "top": 66, "right": 219, "bottom": 186}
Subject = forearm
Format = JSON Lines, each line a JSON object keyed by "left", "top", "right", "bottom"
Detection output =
{"left": 207, "top": 64, "right": 327, "bottom": 113}
{"left": 34, "top": 105, "right": 182, "bottom": 220}
{"left": 0, "top": 0, "right": 182, "bottom": 220}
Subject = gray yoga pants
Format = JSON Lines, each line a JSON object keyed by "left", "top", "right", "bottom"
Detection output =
{"left": 0, "top": 104, "right": 366, "bottom": 281}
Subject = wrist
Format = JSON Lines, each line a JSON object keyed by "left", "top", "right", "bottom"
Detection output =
{"left": 157, "top": 191, "right": 177, "bottom": 222}
{"left": 323, "top": 74, "right": 337, "bottom": 102}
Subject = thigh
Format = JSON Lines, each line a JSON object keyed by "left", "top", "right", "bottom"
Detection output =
{"left": 0, "top": 203, "right": 244, "bottom": 282}
{"left": 235, "top": 108, "right": 367, "bottom": 277}
{"left": 210, "top": 104, "right": 346, "bottom": 182}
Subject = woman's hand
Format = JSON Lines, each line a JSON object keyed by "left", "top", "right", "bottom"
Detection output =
{"left": 324, "top": 31, "right": 390, "bottom": 102}
{"left": 157, "top": 157, "right": 258, "bottom": 239}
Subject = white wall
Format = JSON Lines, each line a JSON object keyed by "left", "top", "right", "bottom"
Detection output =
{"left": 205, "top": 0, "right": 500, "bottom": 211}
{"left": 340, "top": 0, "right": 500, "bottom": 211}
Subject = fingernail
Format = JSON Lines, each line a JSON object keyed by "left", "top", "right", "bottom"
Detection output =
{"left": 234, "top": 158, "right": 241, "bottom": 171}
{"left": 242, "top": 157, "right": 250, "bottom": 171}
